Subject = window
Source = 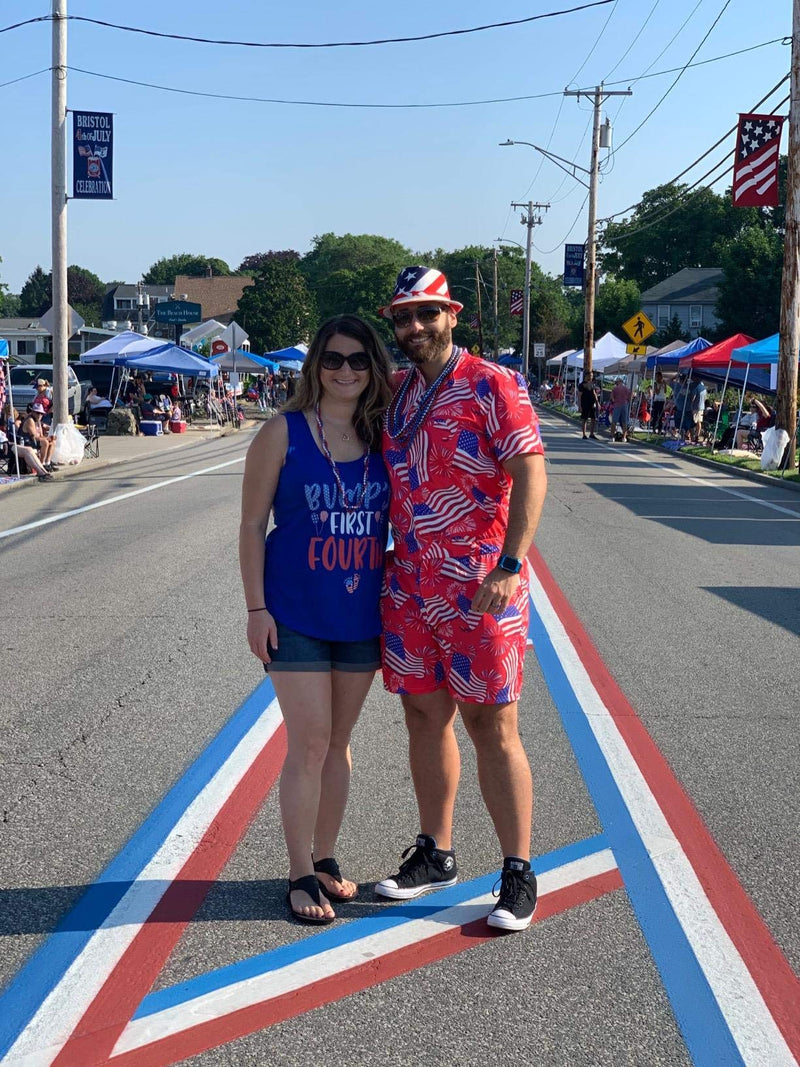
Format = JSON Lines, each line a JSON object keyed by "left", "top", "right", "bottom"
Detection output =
{"left": 657, "top": 305, "right": 670, "bottom": 328}
{"left": 689, "top": 305, "right": 703, "bottom": 329}
{"left": 15, "top": 339, "right": 37, "bottom": 356}
{"left": 115, "top": 298, "right": 134, "bottom": 310}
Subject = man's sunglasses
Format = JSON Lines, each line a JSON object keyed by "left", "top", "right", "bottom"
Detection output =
{"left": 391, "top": 305, "right": 448, "bottom": 329}
{"left": 320, "top": 350, "right": 371, "bottom": 371}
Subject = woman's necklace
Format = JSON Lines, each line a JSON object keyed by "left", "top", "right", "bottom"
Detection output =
{"left": 387, "top": 348, "right": 461, "bottom": 447}
{"left": 314, "top": 404, "right": 370, "bottom": 512}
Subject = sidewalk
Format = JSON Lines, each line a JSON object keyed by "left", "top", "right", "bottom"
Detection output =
{"left": 0, "top": 418, "right": 257, "bottom": 495}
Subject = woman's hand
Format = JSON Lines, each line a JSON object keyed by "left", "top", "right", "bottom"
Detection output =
{"left": 247, "top": 610, "right": 278, "bottom": 663}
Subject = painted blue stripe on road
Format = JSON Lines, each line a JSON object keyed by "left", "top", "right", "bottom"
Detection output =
{"left": 134, "top": 834, "right": 610, "bottom": 1019}
{"left": 527, "top": 603, "right": 744, "bottom": 1066}
{"left": 0, "top": 676, "right": 277, "bottom": 1060}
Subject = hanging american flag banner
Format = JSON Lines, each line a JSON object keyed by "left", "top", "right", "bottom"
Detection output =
{"left": 469, "top": 314, "right": 480, "bottom": 330}
{"left": 510, "top": 289, "right": 524, "bottom": 316}
{"left": 732, "top": 113, "right": 785, "bottom": 208}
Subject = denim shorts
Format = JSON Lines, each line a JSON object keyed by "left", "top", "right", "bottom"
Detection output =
{"left": 263, "top": 618, "right": 381, "bottom": 673}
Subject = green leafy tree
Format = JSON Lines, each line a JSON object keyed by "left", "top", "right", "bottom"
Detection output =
{"left": 2, "top": 292, "right": 21, "bottom": 317}
{"left": 593, "top": 277, "right": 641, "bottom": 338}
{"left": 19, "top": 265, "right": 51, "bottom": 316}
{"left": 600, "top": 183, "right": 762, "bottom": 290}
{"left": 237, "top": 259, "right": 317, "bottom": 353}
{"left": 715, "top": 226, "right": 782, "bottom": 339}
{"left": 237, "top": 250, "right": 300, "bottom": 275}
{"left": 300, "top": 233, "right": 412, "bottom": 323}
{"left": 142, "top": 254, "right": 231, "bottom": 285}
{"left": 66, "top": 265, "right": 105, "bottom": 326}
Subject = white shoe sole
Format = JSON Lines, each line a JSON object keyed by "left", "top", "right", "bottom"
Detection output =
{"left": 374, "top": 876, "right": 458, "bottom": 900}
{"left": 486, "top": 906, "right": 536, "bottom": 931}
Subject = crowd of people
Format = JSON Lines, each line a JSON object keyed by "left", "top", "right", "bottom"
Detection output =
{"left": 2, "top": 376, "right": 57, "bottom": 480}
{"left": 240, "top": 266, "right": 547, "bottom": 932}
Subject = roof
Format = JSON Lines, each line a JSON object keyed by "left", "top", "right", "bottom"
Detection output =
{"left": 109, "top": 283, "right": 173, "bottom": 299}
{"left": 173, "top": 275, "right": 255, "bottom": 324}
{"left": 640, "top": 267, "right": 724, "bottom": 305}
{"left": 0, "top": 317, "right": 47, "bottom": 331}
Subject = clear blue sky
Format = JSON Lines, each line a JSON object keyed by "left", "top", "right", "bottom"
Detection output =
{"left": 0, "top": 0, "right": 791, "bottom": 295}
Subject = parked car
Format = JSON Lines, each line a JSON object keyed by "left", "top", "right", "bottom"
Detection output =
{"left": 70, "top": 362, "right": 118, "bottom": 400}
{"left": 8, "top": 364, "right": 83, "bottom": 415}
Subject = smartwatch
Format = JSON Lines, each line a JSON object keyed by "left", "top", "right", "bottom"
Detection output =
{"left": 497, "top": 554, "right": 523, "bottom": 575}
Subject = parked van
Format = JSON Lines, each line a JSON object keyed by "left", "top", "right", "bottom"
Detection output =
{"left": 8, "top": 364, "right": 83, "bottom": 415}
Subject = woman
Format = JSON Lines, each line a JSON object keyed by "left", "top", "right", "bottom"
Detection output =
{"left": 239, "top": 315, "right": 393, "bottom": 925}
{"left": 651, "top": 372, "right": 666, "bottom": 434}
{"left": 21, "top": 401, "right": 56, "bottom": 469}
{"left": 2, "top": 404, "right": 52, "bottom": 480}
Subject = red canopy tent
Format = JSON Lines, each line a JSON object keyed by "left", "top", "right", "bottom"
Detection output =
{"left": 678, "top": 332, "right": 755, "bottom": 368}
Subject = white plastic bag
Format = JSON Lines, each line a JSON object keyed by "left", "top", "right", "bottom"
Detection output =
{"left": 50, "top": 422, "right": 86, "bottom": 466}
{"left": 760, "top": 425, "right": 789, "bottom": 471}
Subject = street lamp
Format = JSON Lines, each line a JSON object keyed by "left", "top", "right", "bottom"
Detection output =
{"left": 499, "top": 140, "right": 590, "bottom": 189}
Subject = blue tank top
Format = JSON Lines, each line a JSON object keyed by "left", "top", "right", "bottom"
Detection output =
{"left": 264, "top": 410, "right": 390, "bottom": 641}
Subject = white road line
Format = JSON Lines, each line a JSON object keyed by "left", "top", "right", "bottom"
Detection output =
{"left": 0, "top": 456, "right": 246, "bottom": 541}
{"left": 111, "top": 849, "right": 618, "bottom": 1057}
{"left": 528, "top": 575, "right": 795, "bottom": 1067}
{"left": 3, "top": 698, "right": 282, "bottom": 1067}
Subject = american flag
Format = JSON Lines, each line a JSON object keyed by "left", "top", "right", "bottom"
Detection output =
{"left": 394, "top": 265, "right": 451, "bottom": 302}
{"left": 732, "top": 113, "right": 785, "bottom": 208}
{"left": 510, "top": 289, "right": 523, "bottom": 316}
{"left": 469, "top": 313, "right": 479, "bottom": 330}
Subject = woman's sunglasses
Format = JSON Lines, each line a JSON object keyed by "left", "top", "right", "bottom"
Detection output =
{"left": 391, "top": 305, "right": 448, "bottom": 329}
{"left": 320, "top": 351, "right": 371, "bottom": 371}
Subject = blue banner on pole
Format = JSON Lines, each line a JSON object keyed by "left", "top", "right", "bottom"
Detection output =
{"left": 563, "top": 243, "right": 585, "bottom": 287}
{"left": 72, "top": 111, "right": 113, "bottom": 199}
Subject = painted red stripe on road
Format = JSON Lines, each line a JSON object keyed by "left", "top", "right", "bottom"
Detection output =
{"left": 108, "top": 870, "right": 623, "bottom": 1067}
{"left": 528, "top": 545, "right": 800, "bottom": 1057}
{"left": 53, "top": 725, "right": 288, "bottom": 1067}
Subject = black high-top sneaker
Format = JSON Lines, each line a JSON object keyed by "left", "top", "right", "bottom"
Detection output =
{"left": 487, "top": 857, "right": 537, "bottom": 931}
{"left": 375, "top": 835, "right": 458, "bottom": 899}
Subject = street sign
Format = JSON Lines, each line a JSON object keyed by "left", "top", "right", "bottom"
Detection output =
{"left": 154, "top": 300, "right": 202, "bottom": 325}
{"left": 622, "top": 310, "right": 655, "bottom": 344}
{"left": 564, "top": 244, "right": 585, "bottom": 287}
{"left": 39, "top": 304, "right": 85, "bottom": 337}
{"left": 211, "top": 339, "right": 229, "bottom": 356}
{"left": 533, "top": 342, "right": 546, "bottom": 360}
{"left": 626, "top": 344, "right": 647, "bottom": 356}
{"left": 470, "top": 345, "right": 481, "bottom": 355}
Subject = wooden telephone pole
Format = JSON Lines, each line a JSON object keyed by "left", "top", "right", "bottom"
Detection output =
{"left": 777, "top": 2, "right": 800, "bottom": 459}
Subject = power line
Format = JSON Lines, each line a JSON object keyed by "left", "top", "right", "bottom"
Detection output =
{"left": 59, "top": 4, "right": 614, "bottom": 49}
{"left": 602, "top": 0, "right": 662, "bottom": 81}
{"left": 0, "top": 16, "right": 50, "bottom": 35}
{"left": 0, "top": 68, "right": 50, "bottom": 91}
{"left": 609, "top": 0, "right": 733, "bottom": 157}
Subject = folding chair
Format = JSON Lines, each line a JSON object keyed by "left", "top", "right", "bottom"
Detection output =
{"left": 81, "top": 424, "right": 100, "bottom": 459}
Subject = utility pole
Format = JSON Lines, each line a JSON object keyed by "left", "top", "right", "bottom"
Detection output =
{"left": 565, "top": 84, "right": 631, "bottom": 377}
{"left": 492, "top": 247, "right": 499, "bottom": 360}
{"left": 474, "top": 260, "right": 484, "bottom": 357}
{"left": 777, "top": 1, "right": 800, "bottom": 457}
{"left": 51, "top": 0, "right": 69, "bottom": 428}
{"left": 511, "top": 201, "right": 550, "bottom": 379}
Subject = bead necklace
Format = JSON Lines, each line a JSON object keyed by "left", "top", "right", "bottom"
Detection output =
{"left": 314, "top": 404, "right": 371, "bottom": 512}
{"left": 387, "top": 348, "right": 462, "bottom": 447}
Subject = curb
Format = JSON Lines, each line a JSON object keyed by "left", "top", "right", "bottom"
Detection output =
{"left": 0, "top": 421, "right": 256, "bottom": 496}
{"left": 535, "top": 403, "right": 800, "bottom": 495}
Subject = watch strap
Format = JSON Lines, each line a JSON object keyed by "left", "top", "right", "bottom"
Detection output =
{"left": 497, "top": 554, "right": 522, "bottom": 574}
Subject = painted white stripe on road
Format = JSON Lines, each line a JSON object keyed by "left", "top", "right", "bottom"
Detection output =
{"left": 111, "top": 848, "right": 618, "bottom": 1057}
{"left": 528, "top": 576, "right": 795, "bottom": 1067}
{"left": 3, "top": 698, "right": 282, "bottom": 1067}
{"left": 0, "top": 456, "right": 246, "bottom": 541}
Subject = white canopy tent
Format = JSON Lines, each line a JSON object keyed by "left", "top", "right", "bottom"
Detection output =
{"left": 547, "top": 348, "right": 576, "bottom": 367}
{"left": 564, "top": 332, "right": 627, "bottom": 370}
{"left": 179, "top": 319, "right": 226, "bottom": 348}
{"left": 79, "top": 330, "right": 165, "bottom": 364}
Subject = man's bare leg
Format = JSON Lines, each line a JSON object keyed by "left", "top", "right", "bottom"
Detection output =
{"left": 401, "top": 690, "right": 460, "bottom": 849}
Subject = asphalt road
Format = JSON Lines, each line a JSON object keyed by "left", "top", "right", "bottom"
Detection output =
{"left": 1, "top": 415, "right": 798, "bottom": 1066}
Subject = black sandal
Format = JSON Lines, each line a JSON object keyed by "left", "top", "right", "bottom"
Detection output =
{"left": 287, "top": 874, "right": 335, "bottom": 925}
{"left": 313, "top": 857, "right": 358, "bottom": 902}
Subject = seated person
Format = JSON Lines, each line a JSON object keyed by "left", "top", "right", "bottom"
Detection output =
{"left": 736, "top": 398, "right": 773, "bottom": 448}
{"left": 86, "top": 386, "right": 112, "bottom": 413}
{"left": 34, "top": 378, "right": 53, "bottom": 415}
{"left": 21, "top": 402, "right": 56, "bottom": 469}
{"left": 1, "top": 421, "right": 53, "bottom": 480}
{"left": 169, "top": 400, "right": 183, "bottom": 423}
{"left": 158, "top": 393, "right": 172, "bottom": 414}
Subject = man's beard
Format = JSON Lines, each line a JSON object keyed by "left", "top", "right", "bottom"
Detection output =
{"left": 397, "top": 321, "right": 452, "bottom": 365}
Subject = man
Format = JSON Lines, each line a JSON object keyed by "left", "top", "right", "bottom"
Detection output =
{"left": 578, "top": 370, "right": 601, "bottom": 439}
{"left": 689, "top": 378, "right": 707, "bottom": 443}
{"left": 375, "top": 266, "right": 547, "bottom": 931}
{"left": 609, "top": 376, "right": 631, "bottom": 441}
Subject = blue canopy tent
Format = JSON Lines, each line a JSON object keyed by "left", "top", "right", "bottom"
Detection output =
{"left": 211, "top": 348, "right": 273, "bottom": 372}
{"left": 260, "top": 357, "right": 280, "bottom": 373}
{"left": 645, "top": 337, "right": 711, "bottom": 370}
{"left": 265, "top": 344, "right": 308, "bottom": 362}
{"left": 124, "top": 344, "right": 219, "bottom": 378}
{"left": 498, "top": 354, "right": 522, "bottom": 366}
{"left": 277, "top": 359, "right": 304, "bottom": 373}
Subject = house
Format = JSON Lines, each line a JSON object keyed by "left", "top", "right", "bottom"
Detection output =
{"left": 0, "top": 318, "right": 119, "bottom": 360}
{"left": 172, "top": 275, "right": 255, "bottom": 325}
{"left": 102, "top": 284, "right": 173, "bottom": 329}
{"left": 640, "top": 267, "right": 724, "bottom": 339}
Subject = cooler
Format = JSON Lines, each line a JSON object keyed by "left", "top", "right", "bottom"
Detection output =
{"left": 169, "top": 420, "right": 187, "bottom": 434}
{"left": 140, "top": 420, "right": 163, "bottom": 436}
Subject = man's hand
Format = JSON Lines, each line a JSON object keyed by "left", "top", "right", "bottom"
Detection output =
{"left": 471, "top": 567, "right": 520, "bottom": 615}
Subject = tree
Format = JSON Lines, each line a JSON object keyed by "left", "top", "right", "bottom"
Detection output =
{"left": 142, "top": 254, "right": 231, "bottom": 285}
{"left": 600, "top": 183, "right": 761, "bottom": 290}
{"left": 2, "top": 293, "right": 21, "bottom": 317}
{"left": 19, "top": 266, "right": 51, "bottom": 316}
{"left": 66, "top": 265, "right": 105, "bottom": 326}
{"left": 300, "top": 233, "right": 412, "bottom": 323}
{"left": 715, "top": 227, "right": 782, "bottom": 339}
{"left": 593, "top": 278, "right": 641, "bottom": 338}
{"left": 237, "top": 250, "right": 300, "bottom": 275}
{"left": 236, "top": 258, "right": 317, "bottom": 353}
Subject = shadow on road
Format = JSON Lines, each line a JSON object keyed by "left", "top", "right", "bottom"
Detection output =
{"left": 702, "top": 586, "right": 800, "bottom": 637}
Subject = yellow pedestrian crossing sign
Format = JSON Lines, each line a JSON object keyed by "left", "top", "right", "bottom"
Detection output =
{"left": 622, "top": 310, "right": 655, "bottom": 344}
{"left": 626, "top": 344, "right": 647, "bottom": 356}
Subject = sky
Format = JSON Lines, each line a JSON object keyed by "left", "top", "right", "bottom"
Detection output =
{"left": 0, "top": 0, "right": 791, "bottom": 297}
